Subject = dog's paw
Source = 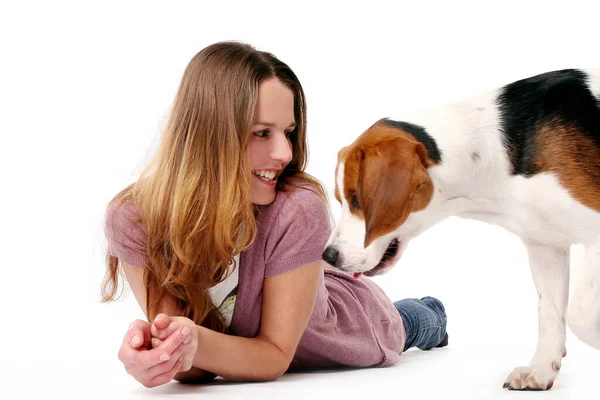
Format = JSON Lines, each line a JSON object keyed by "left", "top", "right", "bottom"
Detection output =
{"left": 502, "top": 363, "right": 559, "bottom": 391}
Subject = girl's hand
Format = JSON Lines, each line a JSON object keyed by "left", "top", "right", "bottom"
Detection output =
{"left": 118, "top": 319, "right": 190, "bottom": 388}
{"left": 150, "top": 313, "right": 198, "bottom": 373}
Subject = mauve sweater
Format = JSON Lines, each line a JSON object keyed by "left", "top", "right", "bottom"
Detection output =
{"left": 105, "top": 184, "right": 405, "bottom": 370}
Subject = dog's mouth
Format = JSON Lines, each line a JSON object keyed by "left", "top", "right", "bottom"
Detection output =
{"left": 353, "top": 238, "right": 401, "bottom": 279}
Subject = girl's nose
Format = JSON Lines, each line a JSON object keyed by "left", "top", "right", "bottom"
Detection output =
{"left": 270, "top": 133, "right": 292, "bottom": 164}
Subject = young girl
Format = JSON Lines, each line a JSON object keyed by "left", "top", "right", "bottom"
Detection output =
{"left": 102, "top": 41, "right": 448, "bottom": 388}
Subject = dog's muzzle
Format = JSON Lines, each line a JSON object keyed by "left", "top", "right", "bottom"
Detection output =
{"left": 322, "top": 246, "right": 339, "bottom": 267}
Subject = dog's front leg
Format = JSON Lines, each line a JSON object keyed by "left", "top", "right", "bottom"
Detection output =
{"left": 503, "top": 242, "right": 569, "bottom": 391}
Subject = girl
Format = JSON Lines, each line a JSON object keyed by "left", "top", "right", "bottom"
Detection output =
{"left": 102, "top": 41, "right": 448, "bottom": 388}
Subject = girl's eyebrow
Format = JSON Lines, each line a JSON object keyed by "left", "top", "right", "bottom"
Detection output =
{"left": 253, "top": 121, "right": 296, "bottom": 128}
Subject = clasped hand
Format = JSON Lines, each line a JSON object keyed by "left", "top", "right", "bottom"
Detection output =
{"left": 118, "top": 313, "right": 198, "bottom": 388}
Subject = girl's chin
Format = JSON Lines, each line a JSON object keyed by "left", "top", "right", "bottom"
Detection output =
{"left": 250, "top": 176, "right": 278, "bottom": 205}
{"left": 250, "top": 188, "right": 277, "bottom": 205}
{"left": 251, "top": 193, "right": 277, "bottom": 205}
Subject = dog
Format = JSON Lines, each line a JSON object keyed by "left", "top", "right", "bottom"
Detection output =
{"left": 322, "top": 69, "right": 600, "bottom": 390}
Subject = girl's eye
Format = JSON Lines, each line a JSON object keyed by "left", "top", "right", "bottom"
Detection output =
{"left": 285, "top": 131, "right": 294, "bottom": 139}
{"left": 254, "top": 130, "right": 268, "bottom": 138}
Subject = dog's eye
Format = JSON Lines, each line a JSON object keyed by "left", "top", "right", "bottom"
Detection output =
{"left": 351, "top": 195, "right": 360, "bottom": 209}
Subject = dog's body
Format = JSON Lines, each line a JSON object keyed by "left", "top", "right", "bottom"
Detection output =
{"left": 322, "top": 69, "right": 600, "bottom": 390}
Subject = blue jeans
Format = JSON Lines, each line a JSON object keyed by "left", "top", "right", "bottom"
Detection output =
{"left": 394, "top": 296, "right": 447, "bottom": 351}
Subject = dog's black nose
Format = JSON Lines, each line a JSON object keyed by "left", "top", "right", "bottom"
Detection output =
{"left": 322, "top": 246, "right": 339, "bottom": 267}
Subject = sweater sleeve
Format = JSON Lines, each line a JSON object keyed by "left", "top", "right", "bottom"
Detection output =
{"left": 264, "top": 187, "right": 332, "bottom": 277}
{"left": 104, "top": 200, "right": 148, "bottom": 268}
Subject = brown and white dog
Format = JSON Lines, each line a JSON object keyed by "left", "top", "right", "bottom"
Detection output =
{"left": 322, "top": 69, "right": 600, "bottom": 390}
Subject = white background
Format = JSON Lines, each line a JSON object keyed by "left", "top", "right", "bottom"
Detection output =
{"left": 2, "top": 0, "right": 599, "bottom": 398}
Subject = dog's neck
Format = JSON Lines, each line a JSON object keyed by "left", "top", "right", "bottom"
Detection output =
{"left": 395, "top": 88, "right": 512, "bottom": 222}
{"left": 403, "top": 89, "right": 507, "bottom": 189}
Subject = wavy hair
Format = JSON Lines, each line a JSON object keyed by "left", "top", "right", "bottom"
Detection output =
{"left": 101, "top": 41, "right": 324, "bottom": 333}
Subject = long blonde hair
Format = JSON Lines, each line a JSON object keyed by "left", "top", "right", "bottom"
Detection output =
{"left": 101, "top": 41, "right": 324, "bottom": 333}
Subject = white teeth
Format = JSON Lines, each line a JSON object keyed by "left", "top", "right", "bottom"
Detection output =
{"left": 254, "top": 170, "right": 277, "bottom": 180}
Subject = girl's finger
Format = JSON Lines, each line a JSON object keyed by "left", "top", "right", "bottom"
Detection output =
{"left": 151, "top": 317, "right": 176, "bottom": 340}
{"left": 119, "top": 325, "right": 151, "bottom": 365}
{"left": 128, "top": 327, "right": 145, "bottom": 349}
{"left": 152, "top": 313, "right": 171, "bottom": 330}
{"left": 148, "top": 340, "right": 187, "bottom": 376}
{"left": 127, "top": 320, "right": 151, "bottom": 349}
{"left": 151, "top": 337, "right": 163, "bottom": 349}
{"left": 148, "top": 358, "right": 183, "bottom": 388}
{"left": 136, "top": 326, "right": 188, "bottom": 368}
{"left": 156, "top": 325, "right": 190, "bottom": 355}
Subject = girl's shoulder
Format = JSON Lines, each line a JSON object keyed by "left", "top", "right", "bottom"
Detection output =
{"left": 266, "top": 181, "right": 329, "bottom": 219}
{"left": 256, "top": 182, "right": 333, "bottom": 277}
{"left": 105, "top": 198, "right": 147, "bottom": 268}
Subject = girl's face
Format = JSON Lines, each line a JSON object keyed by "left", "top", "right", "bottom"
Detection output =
{"left": 249, "top": 78, "right": 295, "bottom": 205}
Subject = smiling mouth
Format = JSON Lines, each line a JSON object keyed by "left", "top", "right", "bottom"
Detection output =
{"left": 253, "top": 170, "right": 280, "bottom": 183}
{"left": 356, "top": 238, "right": 400, "bottom": 278}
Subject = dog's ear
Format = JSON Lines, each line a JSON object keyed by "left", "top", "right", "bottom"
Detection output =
{"left": 335, "top": 146, "right": 351, "bottom": 204}
{"left": 411, "top": 142, "right": 434, "bottom": 211}
{"left": 359, "top": 139, "right": 432, "bottom": 248}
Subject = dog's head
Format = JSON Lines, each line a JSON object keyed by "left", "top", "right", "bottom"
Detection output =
{"left": 322, "top": 119, "right": 436, "bottom": 277}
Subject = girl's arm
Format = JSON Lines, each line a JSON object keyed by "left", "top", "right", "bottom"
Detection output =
{"left": 188, "top": 260, "right": 322, "bottom": 381}
{"left": 124, "top": 259, "right": 322, "bottom": 381}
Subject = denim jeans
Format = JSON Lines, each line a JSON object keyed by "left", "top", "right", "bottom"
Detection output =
{"left": 394, "top": 296, "right": 447, "bottom": 351}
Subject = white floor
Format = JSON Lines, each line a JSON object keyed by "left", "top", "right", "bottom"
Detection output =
{"left": 8, "top": 219, "right": 598, "bottom": 399}
{"left": 15, "top": 336, "right": 598, "bottom": 400}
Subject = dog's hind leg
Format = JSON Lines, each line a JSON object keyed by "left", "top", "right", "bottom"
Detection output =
{"left": 503, "top": 242, "right": 569, "bottom": 391}
{"left": 568, "top": 241, "right": 600, "bottom": 349}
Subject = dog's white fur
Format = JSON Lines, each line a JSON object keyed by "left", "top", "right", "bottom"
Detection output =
{"left": 327, "top": 69, "right": 600, "bottom": 390}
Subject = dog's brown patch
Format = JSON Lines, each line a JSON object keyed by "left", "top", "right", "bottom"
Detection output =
{"left": 341, "top": 143, "right": 363, "bottom": 218}
{"left": 533, "top": 120, "right": 600, "bottom": 212}
{"left": 334, "top": 146, "right": 350, "bottom": 205}
{"left": 338, "top": 121, "right": 438, "bottom": 247}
